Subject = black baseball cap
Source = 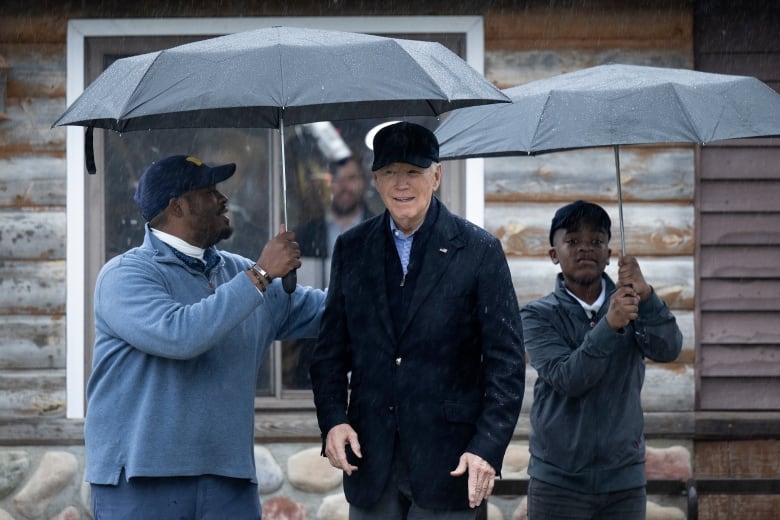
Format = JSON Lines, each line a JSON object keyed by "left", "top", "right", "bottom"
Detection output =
{"left": 549, "top": 200, "right": 612, "bottom": 245}
{"left": 371, "top": 121, "right": 439, "bottom": 171}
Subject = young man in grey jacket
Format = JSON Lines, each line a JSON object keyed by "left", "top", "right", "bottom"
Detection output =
{"left": 521, "top": 200, "right": 682, "bottom": 519}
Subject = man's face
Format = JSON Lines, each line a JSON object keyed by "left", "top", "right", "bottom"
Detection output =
{"left": 373, "top": 161, "right": 441, "bottom": 234}
{"left": 549, "top": 222, "right": 611, "bottom": 289}
{"left": 330, "top": 160, "right": 366, "bottom": 216}
{"left": 178, "top": 185, "right": 233, "bottom": 247}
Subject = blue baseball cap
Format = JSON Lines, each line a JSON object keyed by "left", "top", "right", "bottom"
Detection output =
{"left": 134, "top": 155, "right": 236, "bottom": 221}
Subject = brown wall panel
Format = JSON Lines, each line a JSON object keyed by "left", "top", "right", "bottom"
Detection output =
{"left": 700, "top": 311, "right": 780, "bottom": 345}
{"left": 699, "top": 246, "right": 780, "bottom": 278}
{"left": 699, "top": 147, "right": 780, "bottom": 180}
{"left": 700, "top": 180, "right": 780, "bottom": 212}
{"left": 700, "top": 214, "right": 780, "bottom": 245}
{"left": 700, "top": 345, "right": 780, "bottom": 377}
{"left": 699, "top": 377, "right": 780, "bottom": 410}
{"left": 700, "top": 280, "right": 780, "bottom": 310}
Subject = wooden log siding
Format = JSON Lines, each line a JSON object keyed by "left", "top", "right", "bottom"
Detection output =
{"left": 694, "top": 2, "right": 780, "bottom": 413}
{"left": 696, "top": 144, "right": 780, "bottom": 411}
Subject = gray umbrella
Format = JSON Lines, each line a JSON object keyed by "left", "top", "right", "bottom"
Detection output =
{"left": 53, "top": 25, "right": 509, "bottom": 291}
{"left": 434, "top": 63, "right": 780, "bottom": 254}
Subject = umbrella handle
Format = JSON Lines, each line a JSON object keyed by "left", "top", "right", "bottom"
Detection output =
{"left": 282, "top": 270, "right": 297, "bottom": 294}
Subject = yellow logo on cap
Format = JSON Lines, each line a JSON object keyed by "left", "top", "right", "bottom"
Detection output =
{"left": 185, "top": 156, "right": 203, "bottom": 166}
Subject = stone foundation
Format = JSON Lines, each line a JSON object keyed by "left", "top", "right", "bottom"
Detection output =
{"left": 0, "top": 442, "right": 691, "bottom": 519}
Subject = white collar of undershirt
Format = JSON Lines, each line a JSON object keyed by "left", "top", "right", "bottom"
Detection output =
{"left": 150, "top": 228, "right": 205, "bottom": 261}
{"left": 566, "top": 278, "right": 606, "bottom": 317}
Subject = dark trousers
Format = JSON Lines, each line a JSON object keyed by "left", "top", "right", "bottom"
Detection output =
{"left": 527, "top": 477, "right": 646, "bottom": 520}
{"left": 91, "top": 470, "right": 261, "bottom": 520}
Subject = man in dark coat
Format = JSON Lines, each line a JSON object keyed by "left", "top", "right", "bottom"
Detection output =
{"left": 310, "top": 122, "right": 525, "bottom": 519}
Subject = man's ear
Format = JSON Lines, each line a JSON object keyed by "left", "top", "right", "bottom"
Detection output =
{"left": 168, "top": 197, "right": 184, "bottom": 218}
{"left": 548, "top": 247, "right": 559, "bottom": 264}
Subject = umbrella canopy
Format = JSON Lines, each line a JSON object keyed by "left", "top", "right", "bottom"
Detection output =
{"left": 53, "top": 25, "right": 509, "bottom": 132}
{"left": 54, "top": 25, "right": 509, "bottom": 291}
{"left": 434, "top": 63, "right": 780, "bottom": 253}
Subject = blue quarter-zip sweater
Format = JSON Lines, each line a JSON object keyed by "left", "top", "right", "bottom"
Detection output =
{"left": 85, "top": 227, "right": 325, "bottom": 485}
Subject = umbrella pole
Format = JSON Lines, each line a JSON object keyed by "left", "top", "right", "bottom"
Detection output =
{"left": 613, "top": 145, "right": 626, "bottom": 256}
{"left": 280, "top": 113, "right": 289, "bottom": 229}
{"left": 279, "top": 111, "right": 296, "bottom": 293}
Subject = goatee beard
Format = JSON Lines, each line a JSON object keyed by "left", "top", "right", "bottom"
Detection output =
{"left": 218, "top": 226, "right": 234, "bottom": 242}
{"left": 331, "top": 202, "right": 359, "bottom": 217}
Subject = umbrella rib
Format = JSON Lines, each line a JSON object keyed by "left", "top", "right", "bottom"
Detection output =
{"left": 115, "top": 51, "right": 167, "bottom": 129}
{"left": 669, "top": 84, "right": 705, "bottom": 144}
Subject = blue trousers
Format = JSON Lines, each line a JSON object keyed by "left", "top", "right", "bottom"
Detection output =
{"left": 91, "top": 471, "right": 261, "bottom": 520}
{"left": 527, "top": 478, "right": 646, "bottom": 520}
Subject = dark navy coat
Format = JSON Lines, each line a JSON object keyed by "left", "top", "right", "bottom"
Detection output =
{"left": 310, "top": 198, "right": 525, "bottom": 510}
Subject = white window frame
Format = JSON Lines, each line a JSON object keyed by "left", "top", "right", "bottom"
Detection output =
{"left": 65, "top": 16, "right": 487, "bottom": 418}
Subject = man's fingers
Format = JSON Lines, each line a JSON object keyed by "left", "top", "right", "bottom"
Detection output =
{"left": 449, "top": 456, "right": 467, "bottom": 476}
{"left": 324, "top": 425, "right": 361, "bottom": 475}
{"left": 348, "top": 432, "right": 362, "bottom": 459}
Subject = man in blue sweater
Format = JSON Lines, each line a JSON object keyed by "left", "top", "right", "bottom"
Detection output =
{"left": 521, "top": 200, "right": 682, "bottom": 519}
{"left": 85, "top": 155, "right": 326, "bottom": 519}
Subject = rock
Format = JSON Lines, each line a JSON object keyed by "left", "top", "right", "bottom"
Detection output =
{"left": 0, "top": 451, "right": 30, "bottom": 499}
{"left": 12, "top": 451, "right": 78, "bottom": 519}
{"left": 486, "top": 501, "right": 503, "bottom": 520}
{"left": 316, "top": 493, "right": 348, "bottom": 520}
{"left": 502, "top": 443, "right": 530, "bottom": 475}
{"left": 80, "top": 480, "right": 92, "bottom": 519}
{"left": 255, "top": 445, "right": 284, "bottom": 494}
{"left": 49, "top": 505, "right": 80, "bottom": 520}
{"left": 645, "top": 446, "right": 692, "bottom": 480}
{"left": 646, "top": 500, "right": 686, "bottom": 520}
{"left": 512, "top": 496, "right": 528, "bottom": 520}
{"left": 262, "top": 496, "right": 306, "bottom": 520}
{"left": 287, "top": 447, "right": 342, "bottom": 493}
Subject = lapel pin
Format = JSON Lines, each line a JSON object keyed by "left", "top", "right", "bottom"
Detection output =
{"left": 439, "top": 248, "right": 448, "bottom": 254}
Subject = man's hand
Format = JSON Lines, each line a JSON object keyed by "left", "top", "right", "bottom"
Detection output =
{"left": 324, "top": 423, "right": 362, "bottom": 476}
{"left": 617, "top": 255, "right": 651, "bottom": 301}
{"left": 256, "top": 224, "right": 301, "bottom": 280}
{"left": 450, "top": 452, "right": 495, "bottom": 508}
